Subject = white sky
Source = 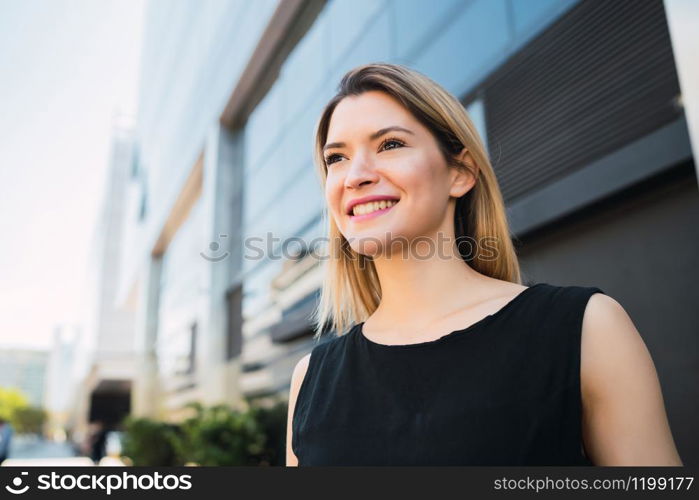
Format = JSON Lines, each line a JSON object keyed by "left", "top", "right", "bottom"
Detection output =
{"left": 0, "top": 0, "right": 144, "bottom": 350}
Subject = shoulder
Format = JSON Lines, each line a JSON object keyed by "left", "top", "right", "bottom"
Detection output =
{"left": 540, "top": 283, "right": 645, "bottom": 396}
{"left": 288, "top": 353, "right": 312, "bottom": 423}
{"left": 576, "top": 290, "right": 683, "bottom": 464}
{"left": 578, "top": 290, "right": 651, "bottom": 400}
{"left": 581, "top": 290, "right": 640, "bottom": 357}
{"left": 582, "top": 290, "right": 628, "bottom": 329}
{"left": 535, "top": 283, "right": 608, "bottom": 326}
{"left": 290, "top": 352, "right": 312, "bottom": 389}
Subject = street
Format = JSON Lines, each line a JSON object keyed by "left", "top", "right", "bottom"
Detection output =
{"left": 2, "top": 435, "right": 95, "bottom": 466}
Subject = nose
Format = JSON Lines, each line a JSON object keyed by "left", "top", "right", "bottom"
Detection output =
{"left": 344, "top": 151, "right": 379, "bottom": 190}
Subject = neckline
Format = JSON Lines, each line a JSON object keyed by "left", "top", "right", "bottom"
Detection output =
{"left": 356, "top": 283, "right": 544, "bottom": 349}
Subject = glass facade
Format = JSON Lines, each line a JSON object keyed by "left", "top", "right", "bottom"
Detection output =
{"left": 239, "top": 0, "right": 578, "bottom": 322}
{"left": 157, "top": 198, "right": 204, "bottom": 383}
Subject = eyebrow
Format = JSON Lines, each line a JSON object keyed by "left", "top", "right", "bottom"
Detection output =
{"left": 323, "top": 126, "right": 414, "bottom": 153}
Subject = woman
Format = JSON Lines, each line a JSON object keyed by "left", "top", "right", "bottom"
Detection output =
{"left": 285, "top": 63, "right": 682, "bottom": 466}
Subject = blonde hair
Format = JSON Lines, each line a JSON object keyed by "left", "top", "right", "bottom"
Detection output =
{"left": 311, "top": 63, "right": 521, "bottom": 339}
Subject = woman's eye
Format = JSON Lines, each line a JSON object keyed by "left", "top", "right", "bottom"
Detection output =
{"left": 325, "top": 138, "right": 404, "bottom": 166}
{"left": 325, "top": 154, "right": 342, "bottom": 165}
{"left": 381, "top": 138, "right": 405, "bottom": 151}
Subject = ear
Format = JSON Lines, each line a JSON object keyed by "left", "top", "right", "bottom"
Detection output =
{"left": 449, "top": 147, "right": 478, "bottom": 198}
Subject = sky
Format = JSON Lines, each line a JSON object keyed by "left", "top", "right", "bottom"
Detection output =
{"left": 0, "top": 0, "right": 144, "bottom": 350}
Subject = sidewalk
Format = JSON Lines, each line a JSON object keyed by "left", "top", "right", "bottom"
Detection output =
{"left": 1, "top": 435, "right": 114, "bottom": 466}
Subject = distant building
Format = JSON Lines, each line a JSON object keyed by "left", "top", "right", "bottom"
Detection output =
{"left": 43, "top": 325, "right": 81, "bottom": 439}
{"left": 73, "top": 118, "right": 138, "bottom": 444}
{"left": 0, "top": 349, "right": 49, "bottom": 406}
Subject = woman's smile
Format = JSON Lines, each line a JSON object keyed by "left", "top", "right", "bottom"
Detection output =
{"left": 349, "top": 199, "right": 399, "bottom": 222}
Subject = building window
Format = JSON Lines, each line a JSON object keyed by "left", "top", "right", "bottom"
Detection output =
{"left": 138, "top": 178, "right": 148, "bottom": 221}
{"left": 465, "top": 96, "right": 488, "bottom": 153}
{"left": 131, "top": 145, "right": 140, "bottom": 179}
{"left": 187, "top": 321, "right": 197, "bottom": 375}
{"left": 226, "top": 284, "right": 243, "bottom": 360}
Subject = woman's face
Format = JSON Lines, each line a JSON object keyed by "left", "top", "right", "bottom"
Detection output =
{"left": 323, "top": 90, "right": 473, "bottom": 256}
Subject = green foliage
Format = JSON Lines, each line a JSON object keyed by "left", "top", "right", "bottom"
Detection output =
{"left": 120, "top": 400, "right": 288, "bottom": 466}
{"left": 246, "top": 400, "right": 288, "bottom": 466}
{"left": 0, "top": 386, "right": 29, "bottom": 422}
{"left": 120, "top": 416, "right": 181, "bottom": 466}
{"left": 173, "top": 402, "right": 266, "bottom": 466}
{"left": 12, "top": 406, "right": 46, "bottom": 434}
{"left": 0, "top": 387, "right": 45, "bottom": 435}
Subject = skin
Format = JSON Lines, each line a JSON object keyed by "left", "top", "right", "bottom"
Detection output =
{"left": 580, "top": 293, "right": 682, "bottom": 465}
{"left": 286, "top": 90, "right": 683, "bottom": 466}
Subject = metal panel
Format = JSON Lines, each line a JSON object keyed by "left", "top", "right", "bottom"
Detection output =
{"left": 508, "top": 117, "right": 693, "bottom": 236}
{"left": 269, "top": 289, "right": 321, "bottom": 343}
{"left": 484, "top": 0, "right": 683, "bottom": 203}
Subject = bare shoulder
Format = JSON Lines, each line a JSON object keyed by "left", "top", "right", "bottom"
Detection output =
{"left": 581, "top": 291, "right": 630, "bottom": 338}
{"left": 580, "top": 293, "right": 645, "bottom": 363}
{"left": 579, "top": 291, "right": 682, "bottom": 465}
{"left": 286, "top": 352, "right": 312, "bottom": 467}
{"left": 580, "top": 292, "right": 649, "bottom": 401}
{"left": 288, "top": 352, "right": 312, "bottom": 419}
{"left": 291, "top": 352, "right": 312, "bottom": 388}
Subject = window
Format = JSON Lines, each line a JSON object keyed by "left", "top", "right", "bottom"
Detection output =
{"left": 186, "top": 322, "right": 197, "bottom": 375}
{"left": 226, "top": 284, "right": 244, "bottom": 360}
{"left": 465, "top": 97, "right": 488, "bottom": 153}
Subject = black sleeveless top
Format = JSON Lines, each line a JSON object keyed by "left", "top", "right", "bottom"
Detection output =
{"left": 292, "top": 282, "right": 606, "bottom": 466}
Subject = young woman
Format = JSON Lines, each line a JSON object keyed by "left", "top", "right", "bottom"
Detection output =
{"left": 285, "top": 63, "right": 682, "bottom": 466}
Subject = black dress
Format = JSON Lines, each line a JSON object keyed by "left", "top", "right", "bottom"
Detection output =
{"left": 291, "top": 282, "right": 606, "bottom": 465}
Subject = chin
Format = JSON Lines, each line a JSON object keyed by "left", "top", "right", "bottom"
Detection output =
{"left": 349, "top": 228, "right": 412, "bottom": 257}
{"left": 346, "top": 236, "right": 383, "bottom": 257}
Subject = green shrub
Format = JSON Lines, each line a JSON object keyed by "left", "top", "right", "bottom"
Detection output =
{"left": 120, "top": 401, "right": 286, "bottom": 466}
{"left": 172, "top": 402, "right": 266, "bottom": 466}
{"left": 121, "top": 416, "right": 181, "bottom": 466}
{"left": 247, "top": 400, "right": 288, "bottom": 466}
{"left": 12, "top": 406, "right": 46, "bottom": 435}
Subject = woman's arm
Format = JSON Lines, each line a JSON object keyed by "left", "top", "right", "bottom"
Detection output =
{"left": 580, "top": 293, "right": 683, "bottom": 465}
{"left": 286, "top": 353, "right": 311, "bottom": 467}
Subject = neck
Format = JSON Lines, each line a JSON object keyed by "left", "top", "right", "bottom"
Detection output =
{"left": 370, "top": 225, "right": 490, "bottom": 325}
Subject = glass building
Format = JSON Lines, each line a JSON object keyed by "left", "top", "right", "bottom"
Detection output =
{"left": 115, "top": 0, "right": 698, "bottom": 462}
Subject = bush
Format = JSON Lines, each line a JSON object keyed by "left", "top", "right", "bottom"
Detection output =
{"left": 121, "top": 417, "right": 181, "bottom": 466}
{"left": 247, "top": 400, "right": 288, "bottom": 466}
{"left": 12, "top": 406, "right": 46, "bottom": 435}
{"left": 170, "top": 402, "right": 265, "bottom": 466}
{"left": 120, "top": 401, "right": 286, "bottom": 466}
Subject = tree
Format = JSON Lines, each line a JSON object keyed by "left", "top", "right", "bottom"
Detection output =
{"left": 13, "top": 407, "right": 47, "bottom": 435}
{"left": 0, "top": 387, "right": 47, "bottom": 435}
{"left": 0, "top": 387, "right": 29, "bottom": 421}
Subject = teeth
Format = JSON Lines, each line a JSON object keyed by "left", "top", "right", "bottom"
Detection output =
{"left": 352, "top": 200, "right": 397, "bottom": 216}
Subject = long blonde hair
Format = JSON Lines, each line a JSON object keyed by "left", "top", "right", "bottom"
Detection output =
{"left": 311, "top": 63, "right": 521, "bottom": 339}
